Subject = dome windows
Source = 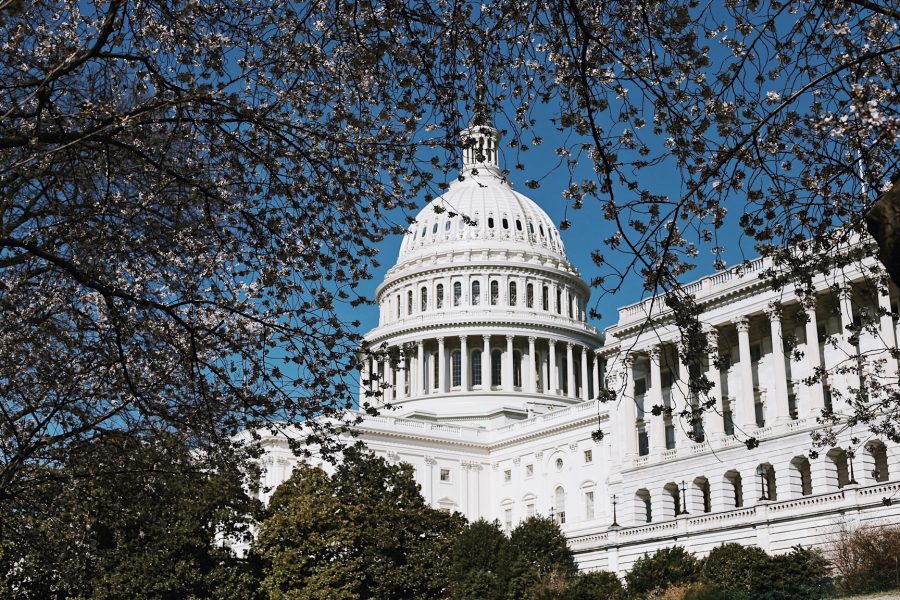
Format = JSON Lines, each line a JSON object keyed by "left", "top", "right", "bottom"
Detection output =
{"left": 453, "top": 281, "right": 462, "bottom": 306}
{"left": 542, "top": 285, "right": 549, "bottom": 311}
{"left": 445, "top": 220, "right": 451, "bottom": 231}
{"left": 436, "top": 283, "right": 444, "bottom": 309}
{"left": 407, "top": 290, "right": 413, "bottom": 315}
{"left": 421, "top": 287, "right": 428, "bottom": 311}
{"left": 420, "top": 227, "right": 426, "bottom": 238}
{"left": 509, "top": 281, "right": 517, "bottom": 306}
{"left": 432, "top": 222, "right": 438, "bottom": 234}
{"left": 516, "top": 219, "right": 523, "bottom": 231}
{"left": 502, "top": 218, "right": 509, "bottom": 229}
{"left": 539, "top": 225, "right": 545, "bottom": 237}
{"left": 526, "top": 283, "right": 534, "bottom": 308}
{"left": 490, "top": 281, "right": 499, "bottom": 305}
{"left": 471, "top": 281, "right": 481, "bottom": 305}
{"left": 488, "top": 217, "right": 495, "bottom": 228}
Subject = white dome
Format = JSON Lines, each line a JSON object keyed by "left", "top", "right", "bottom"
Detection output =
{"left": 397, "top": 174, "right": 567, "bottom": 266}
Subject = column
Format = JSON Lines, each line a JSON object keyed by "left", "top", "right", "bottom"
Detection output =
{"left": 705, "top": 329, "right": 726, "bottom": 440}
{"left": 417, "top": 340, "right": 425, "bottom": 395}
{"left": 592, "top": 351, "right": 601, "bottom": 399}
{"left": 837, "top": 285, "right": 860, "bottom": 409}
{"left": 460, "top": 335, "right": 469, "bottom": 391}
{"left": 623, "top": 354, "right": 638, "bottom": 459}
{"left": 734, "top": 317, "right": 757, "bottom": 431}
{"left": 482, "top": 335, "right": 490, "bottom": 389}
{"left": 437, "top": 336, "right": 446, "bottom": 393}
{"left": 383, "top": 358, "right": 393, "bottom": 405}
{"left": 527, "top": 336, "right": 537, "bottom": 393}
{"left": 765, "top": 303, "right": 791, "bottom": 424}
{"left": 649, "top": 346, "right": 667, "bottom": 453}
{"left": 549, "top": 339, "right": 558, "bottom": 394}
{"left": 395, "top": 348, "right": 406, "bottom": 400}
{"left": 877, "top": 288, "right": 899, "bottom": 377}
{"left": 566, "top": 343, "right": 576, "bottom": 399}
{"left": 803, "top": 301, "right": 826, "bottom": 416}
{"left": 505, "top": 335, "right": 515, "bottom": 391}
{"left": 359, "top": 354, "right": 370, "bottom": 403}
{"left": 581, "top": 346, "right": 590, "bottom": 401}
{"left": 551, "top": 282, "right": 559, "bottom": 314}
{"left": 675, "top": 342, "right": 691, "bottom": 446}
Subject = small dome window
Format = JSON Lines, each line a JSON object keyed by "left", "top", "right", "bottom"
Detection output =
{"left": 488, "top": 217, "right": 495, "bottom": 228}
{"left": 502, "top": 218, "right": 509, "bottom": 229}
{"left": 420, "top": 227, "right": 426, "bottom": 238}
{"left": 555, "top": 458, "right": 564, "bottom": 471}
{"left": 432, "top": 223, "right": 438, "bottom": 234}
{"left": 516, "top": 219, "right": 522, "bottom": 231}
{"left": 539, "top": 225, "right": 545, "bottom": 237}
{"left": 445, "top": 220, "right": 451, "bottom": 231}
{"left": 529, "top": 223, "right": 535, "bottom": 234}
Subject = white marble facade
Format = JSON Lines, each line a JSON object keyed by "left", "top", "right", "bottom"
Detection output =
{"left": 257, "top": 119, "right": 900, "bottom": 575}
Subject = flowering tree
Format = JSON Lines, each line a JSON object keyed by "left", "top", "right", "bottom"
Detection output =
{"left": 1, "top": 0, "right": 898, "bottom": 508}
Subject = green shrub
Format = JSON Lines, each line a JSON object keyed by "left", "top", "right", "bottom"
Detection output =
{"left": 680, "top": 583, "right": 729, "bottom": 600}
{"left": 567, "top": 570, "right": 624, "bottom": 599}
{"left": 754, "top": 546, "right": 832, "bottom": 600}
{"left": 625, "top": 546, "right": 699, "bottom": 597}
{"left": 700, "top": 543, "right": 769, "bottom": 592}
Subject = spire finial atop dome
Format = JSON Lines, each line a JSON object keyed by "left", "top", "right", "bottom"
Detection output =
{"left": 459, "top": 85, "right": 502, "bottom": 180}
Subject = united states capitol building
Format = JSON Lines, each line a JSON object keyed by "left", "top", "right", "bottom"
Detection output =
{"left": 257, "top": 119, "right": 900, "bottom": 575}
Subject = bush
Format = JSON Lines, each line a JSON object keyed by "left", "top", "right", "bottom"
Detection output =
{"left": 625, "top": 547, "right": 699, "bottom": 597}
{"left": 829, "top": 523, "right": 900, "bottom": 595}
{"left": 700, "top": 543, "right": 770, "bottom": 592}
{"left": 567, "top": 570, "right": 624, "bottom": 599}
{"left": 756, "top": 546, "right": 832, "bottom": 600}
{"left": 680, "top": 583, "right": 729, "bottom": 600}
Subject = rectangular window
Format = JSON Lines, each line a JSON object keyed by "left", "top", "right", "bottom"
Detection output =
{"left": 526, "top": 503, "right": 535, "bottom": 517}
{"left": 585, "top": 491, "right": 595, "bottom": 520}
{"left": 634, "top": 377, "right": 647, "bottom": 397}
{"left": 665, "top": 424, "right": 675, "bottom": 449}
{"left": 440, "top": 468, "right": 451, "bottom": 482}
{"left": 504, "top": 469, "right": 511, "bottom": 482}
{"left": 583, "top": 449, "right": 593, "bottom": 463}
{"left": 504, "top": 508, "right": 513, "bottom": 532}
{"left": 638, "top": 431, "right": 649, "bottom": 456}
{"left": 542, "top": 286, "right": 549, "bottom": 311}
{"left": 452, "top": 351, "right": 461, "bottom": 388}
{"left": 472, "top": 351, "right": 482, "bottom": 386}
{"left": 525, "top": 464, "right": 534, "bottom": 477}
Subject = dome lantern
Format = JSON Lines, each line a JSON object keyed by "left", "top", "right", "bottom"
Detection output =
{"left": 459, "top": 113, "right": 502, "bottom": 180}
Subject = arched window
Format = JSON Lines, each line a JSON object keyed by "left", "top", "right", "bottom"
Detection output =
{"left": 663, "top": 482, "right": 681, "bottom": 519}
{"left": 556, "top": 288, "right": 562, "bottom": 314}
{"left": 529, "top": 223, "right": 535, "bottom": 234}
{"left": 509, "top": 281, "right": 517, "bottom": 306}
{"left": 471, "top": 280, "right": 480, "bottom": 305}
{"left": 516, "top": 219, "right": 523, "bottom": 231}
{"left": 451, "top": 350, "right": 461, "bottom": 387}
{"left": 790, "top": 456, "right": 813, "bottom": 497}
{"left": 488, "top": 217, "right": 495, "bottom": 228}
{"left": 525, "top": 283, "right": 534, "bottom": 308}
{"left": 635, "top": 489, "right": 652, "bottom": 523}
{"left": 539, "top": 225, "right": 545, "bottom": 237}
{"left": 827, "top": 448, "right": 851, "bottom": 488}
{"left": 867, "top": 441, "right": 890, "bottom": 482}
{"left": 432, "top": 222, "right": 438, "bottom": 234}
{"left": 513, "top": 351, "right": 522, "bottom": 388}
{"left": 444, "top": 220, "right": 451, "bottom": 231}
{"left": 396, "top": 294, "right": 400, "bottom": 318}
{"left": 490, "top": 281, "right": 499, "bottom": 305}
{"left": 472, "top": 350, "right": 482, "bottom": 386}
{"left": 502, "top": 218, "right": 509, "bottom": 229}
{"left": 407, "top": 290, "right": 413, "bottom": 315}
{"left": 421, "top": 287, "right": 428, "bottom": 312}
{"left": 756, "top": 463, "right": 777, "bottom": 501}
{"left": 491, "top": 350, "right": 502, "bottom": 387}
{"left": 724, "top": 470, "right": 743, "bottom": 508}
{"left": 542, "top": 285, "right": 549, "bottom": 311}
{"left": 554, "top": 486, "right": 566, "bottom": 524}
{"left": 436, "top": 283, "right": 444, "bottom": 309}
{"left": 420, "top": 227, "right": 426, "bottom": 238}
{"left": 692, "top": 477, "right": 711, "bottom": 513}
{"left": 453, "top": 281, "right": 462, "bottom": 306}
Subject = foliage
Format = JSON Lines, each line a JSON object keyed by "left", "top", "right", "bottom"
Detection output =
{"left": 449, "top": 519, "right": 512, "bottom": 600}
{"left": 625, "top": 546, "right": 700, "bottom": 597}
{"left": 567, "top": 570, "right": 624, "bottom": 600}
{"left": 507, "top": 516, "right": 580, "bottom": 599}
{"left": 680, "top": 584, "right": 728, "bottom": 600}
{"left": 753, "top": 546, "right": 833, "bottom": 600}
{"left": 829, "top": 523, "right": 900, "bottom": 595}
{"left": 0, "top": 431, "right": 262, "bottom": 599}
{"left": 700, "top": 543, "right": 770, "bottom": 592}
{"left": 253, "top": 446, "right": 465, "bottom": 600}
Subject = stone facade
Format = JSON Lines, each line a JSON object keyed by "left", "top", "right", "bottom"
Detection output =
{"left": 256, "top": 119, "right": 900, "bottom": 575}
